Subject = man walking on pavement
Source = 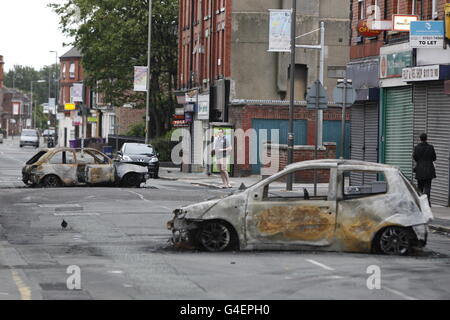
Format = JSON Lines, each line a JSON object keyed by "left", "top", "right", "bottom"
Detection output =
{"left": 413, "top": 133, "right": 436, "bottom": 207}
{"left": 213, "top": 129, "right": 232, "bottom": 188}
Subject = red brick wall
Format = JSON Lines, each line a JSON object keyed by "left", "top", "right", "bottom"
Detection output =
{"left": 228, "top": 104, "right": 349, "bottom": 175}
{"left": 115, "top": 107, "right": 145, "bottom": 135}
{"left": 178, "top": 0, "right": 232, "bottom": 89}
{"left": 263, "top": 144, "right": 336, "bottom": 183}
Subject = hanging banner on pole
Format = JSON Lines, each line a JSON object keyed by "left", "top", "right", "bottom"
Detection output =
{"left": 134, "top": 66, "right": 148, "bottom": 92}
{"left": 268, "top": 9, "right": 292, "bottom": 52}
{"left": 72, "top": 83, "right": 84, "bottom": 102}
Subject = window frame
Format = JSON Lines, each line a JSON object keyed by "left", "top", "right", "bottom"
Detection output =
{"left": 341, "top": 170, "right": 389, "bottom": 200}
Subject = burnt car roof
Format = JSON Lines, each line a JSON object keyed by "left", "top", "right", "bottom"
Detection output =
{"left": 285, "top": 159, "right": 399, "bottom": 171}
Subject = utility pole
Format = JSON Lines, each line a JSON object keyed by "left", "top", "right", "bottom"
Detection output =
{"left": 287, "top": 0, "right": 296, "bottom": 191}
{"left": 145, "top": 0, "right": 153, "bottom": 145}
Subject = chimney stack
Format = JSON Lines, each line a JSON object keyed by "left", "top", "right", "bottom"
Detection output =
{"left": 0, "top": 55, "right": 4, "bottom": 88}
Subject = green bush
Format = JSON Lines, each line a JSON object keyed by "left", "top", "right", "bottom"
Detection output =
{"left": 150, "top": 135, "right": 177, "bottom": 162}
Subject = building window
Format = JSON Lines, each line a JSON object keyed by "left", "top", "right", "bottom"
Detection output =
{"left": 69, "top": 62, "right": 75, "bottom": 79}
{"left": 358, "top": 0, "right": 365, "bottom": 20}
{"left": 62, "top": 63, "right": 66, "bottom": 79}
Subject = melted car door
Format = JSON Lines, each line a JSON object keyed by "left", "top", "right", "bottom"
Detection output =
{"left": 245, "top": 167, "right": 337, "bottom": 247}
{"left": 45, "top": 150, "right": 78, "bottom": 185}
{"left": 82, "top": 150, "right": 115, "bottom": 185}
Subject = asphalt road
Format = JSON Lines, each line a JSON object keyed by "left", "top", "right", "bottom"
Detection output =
{"left": 0, "top": 138, "right": 449, "bottom": 300}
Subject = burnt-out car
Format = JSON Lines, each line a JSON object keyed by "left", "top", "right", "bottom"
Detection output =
{"left": 167, "top": 160, "right": 433, "bottom": 255}
{"left": 22, "top": 148, "right": 149, "bottom": 188}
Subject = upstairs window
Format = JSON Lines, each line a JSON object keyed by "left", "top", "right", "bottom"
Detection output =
{"left": 69, "top": 62, "right": 75, "bottom": 79}
{"left": 62, "top": 63, "right": 66, "bottom": 79}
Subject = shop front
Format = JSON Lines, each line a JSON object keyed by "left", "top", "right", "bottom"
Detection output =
{"left": 403, "top": 64, "right": 450, "bottom": 206}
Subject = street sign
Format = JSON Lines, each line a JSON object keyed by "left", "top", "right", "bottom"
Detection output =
{"left": 306, "top": 80, "right": 328, "bottom": 109}
{"left": 333, "top": 81, "right": 356, "bottom": 107}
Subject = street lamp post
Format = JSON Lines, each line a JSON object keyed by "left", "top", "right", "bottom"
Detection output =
{"left": 31, "top": 80, "right": 46, "bottom": 129}
{"left": 145, "top": 0, "right": 153, "bottom": 144}
{"left": 50, "top": 51, "right": 59, "bottom": 142}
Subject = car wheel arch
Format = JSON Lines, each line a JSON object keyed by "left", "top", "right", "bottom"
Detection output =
{"left": 40, "top": 174, "right": 63, "bottom": 187}
{"left": 195, "top": 219, "right": 241, "bottom": 251}
{"left": 371, "top": 225, "right": 418, "bottom": 254}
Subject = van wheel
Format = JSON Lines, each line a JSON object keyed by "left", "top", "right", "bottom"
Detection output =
{"left": 121, "top": 173, "right": 142, "bottom": 188}
{"left": 197, "top": 221, "right": 237, "bottom": 252}
{"left": 41, "top": 175, "right": 62, "bottom": 188}
{"left": 374, "top": 227, "right": 415, "bottom": 256}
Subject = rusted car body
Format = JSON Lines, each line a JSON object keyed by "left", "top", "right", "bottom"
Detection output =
{"left": 167, "top": 160, "right": 433, "bottom": 255}
{"left": 22, "top": 148, "right": 149, "bottom": 188}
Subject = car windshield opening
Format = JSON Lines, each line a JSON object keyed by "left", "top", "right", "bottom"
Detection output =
{"left": 124, "top": 144, "right": 154, "bottom": 155}
{"left": 26, "top": 151, "right": 47, "bottom": 165}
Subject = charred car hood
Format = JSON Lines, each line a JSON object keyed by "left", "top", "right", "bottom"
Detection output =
{"left": 175, "top": 198, "right": 222, "bottom": 219}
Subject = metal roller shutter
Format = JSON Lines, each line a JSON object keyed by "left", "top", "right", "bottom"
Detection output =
{"left": 350, "top": 102, "right": 379, "bottom": 185}
{"left": 426, "top": 82, "right": 450, "bottom": 207}
{"left": 385, "top": 86, "right": 414, "bottom": 180}
{"left": 413, "top": 84, "right": 427, "bottom": 145}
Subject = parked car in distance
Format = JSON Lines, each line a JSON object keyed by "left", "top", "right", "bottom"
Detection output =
{"left": 22, "top": 147, "right": 149, "bottom": 188}
{"left": 43, "top": 129, "right": 56, "bottom": 138}
{"left": 168, "top": 159, "right": 433, "bottom": 256}
{"left": 118, "top": 143, "right": 160, "bottom": 179}
{"left": 20, "top": 129, "right": 40, "bottom": 148}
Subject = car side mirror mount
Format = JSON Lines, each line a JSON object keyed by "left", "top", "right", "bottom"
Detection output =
{"left": 117, "top": 151, "right": 122, "bottom": 157}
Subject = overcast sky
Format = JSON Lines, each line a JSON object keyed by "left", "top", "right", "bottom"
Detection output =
{"left": 0, "top": 0, "right": 73, "bottom": 72}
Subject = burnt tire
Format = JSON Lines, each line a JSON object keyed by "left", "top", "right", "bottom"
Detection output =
{"left": 374, "top": 227, "right": 415, "bottom": 256}
{"left": 41, "top": 175, "right": 62, "bottom": 188}
{"left": 121, "top": 173, "right": 142, "bottom": 188}
{"left": 197, "top": 221, "right": 237, "bottom": 252}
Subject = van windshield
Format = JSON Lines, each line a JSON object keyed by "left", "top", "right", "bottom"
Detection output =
{"left": 22, "top": 130, "right": 37, "bottom": 137}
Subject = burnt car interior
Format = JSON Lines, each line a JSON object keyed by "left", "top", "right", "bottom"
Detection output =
{"left": 262, "top": 168, "right": 331, "bottom": 201}
{"left": 343, "top": 170, "right": 388, "bottom": 199}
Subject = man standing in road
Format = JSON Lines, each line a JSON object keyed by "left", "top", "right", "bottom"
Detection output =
{"left": 214, "top": 129, "right": 232, "bottom": 188}
{"left": 413, "top": 133, "right": 436, "bottom": 206}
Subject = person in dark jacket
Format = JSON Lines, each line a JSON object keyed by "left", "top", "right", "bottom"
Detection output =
{"left": 413, "top": 133, "right": 436, "bottom": 206}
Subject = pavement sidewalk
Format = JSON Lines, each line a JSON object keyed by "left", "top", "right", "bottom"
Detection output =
{"left": 159, "top": 166, "right": 450, "bottom": 234}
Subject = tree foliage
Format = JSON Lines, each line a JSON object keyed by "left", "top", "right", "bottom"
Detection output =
{"left": 49, "top": 0, "right": 179, "bottom": 137}
{"left": 4, "top": 65, "right": 59, "bottom": 130}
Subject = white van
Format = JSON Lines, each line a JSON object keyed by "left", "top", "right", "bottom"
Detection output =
{"left": 20, "top": 129, "right": 39, "bottom": 148}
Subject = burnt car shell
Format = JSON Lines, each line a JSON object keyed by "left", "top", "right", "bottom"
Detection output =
{"left": 168, "top": 160, "right": 433, "bottom": 254}
{"left": 22, "top": 148, "right": 148, "bottom": 187}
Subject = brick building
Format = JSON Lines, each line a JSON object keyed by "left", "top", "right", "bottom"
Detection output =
{"left": 177, "top": 0, "right": 351, "bottom": 175}
{"left": 348, "top": 0, "right": 450, "bottom": 206}
{"left": 0, "top": 55, "right": 32, "bottom": 137}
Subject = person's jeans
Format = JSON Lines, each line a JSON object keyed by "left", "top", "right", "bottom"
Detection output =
{"left": 418, "top": 179, "right": 432, "bottom": 206}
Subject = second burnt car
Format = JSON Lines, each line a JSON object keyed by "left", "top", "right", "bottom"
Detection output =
{"left": 167, "top": 160, "right": 433, "bottom": 256}
{"left": 22, "top": 147, "right": 149, "bottom": 188}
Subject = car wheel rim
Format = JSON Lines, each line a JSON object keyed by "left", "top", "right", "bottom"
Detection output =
{"left": 200, "top": 223, "right": 230, "bottom": 252}
{"left": 380, "top": 228, "right": 410, "bottom": 255}
{"left": 45, "top": 176, "right": 59, "bottom": 188}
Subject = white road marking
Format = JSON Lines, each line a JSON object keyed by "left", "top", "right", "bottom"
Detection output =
{"left": 54, "top": 212, "right": 100, "bottom": 216}
{"left": 384, "top": 286, "right": 418, "bottom": 300}
{"left": 127, "top": 190, "right": 151, "bottom": 203}
{"left": 0, "top": 292, "right": 9, "bottom": 296}
{"left": 39, "top": 204, "right": 81, "bottom": 208}
{"left": 306, "top": 259, "right": 335, "bottom": 271}
{"left": 109, "top": 270, "right": 124, "bottom": 274}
